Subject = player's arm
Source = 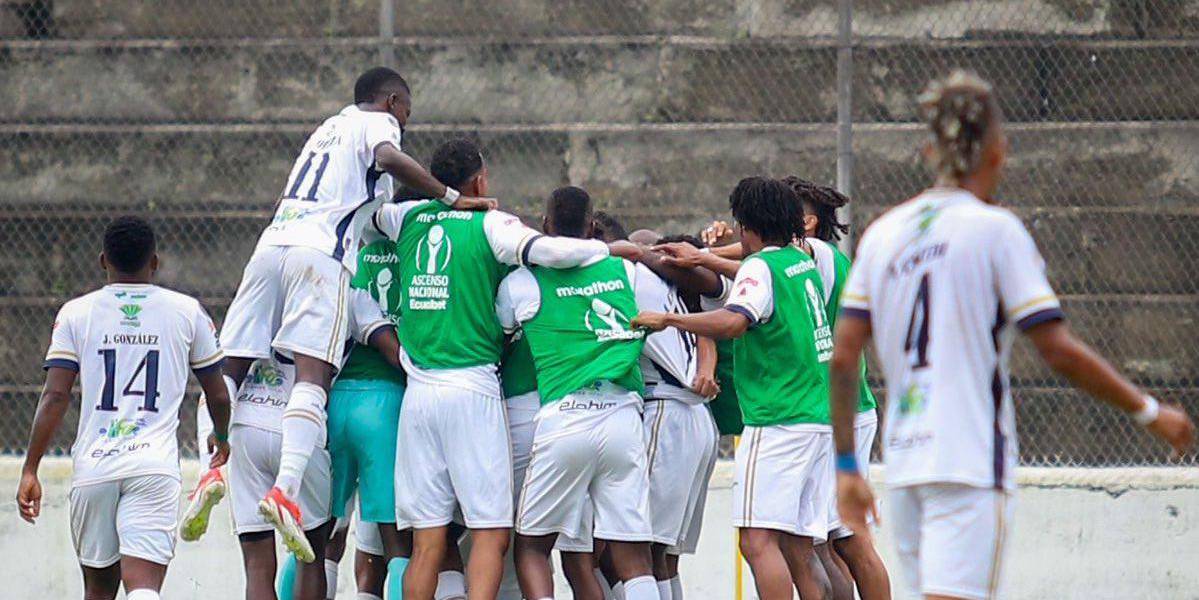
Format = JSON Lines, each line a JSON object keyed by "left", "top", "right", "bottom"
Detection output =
{"left": 691, "top": 336, "right": 720, "bottom": 398}
{"left": 633, "top": 308, "right": 749, "bottom": 340}
{"left": 485, "top": 212, "right": 610, "bottom": 269}
{"left": 190, "top": 304, "right": 230, "bottom": 468}
{"left": 1026, "top": 321, "right": 1194, "bottom": 454}
{"left": 368, "top": 327, "right": 402, "bottom": 372}
{"left": 637, "top": 247, "right": 723, "bottom": 299}
{"left": 194, "top": 367, "right": 232, "bottom": 469}
{"left": 374, "top": 144, "right": 495, "bottom": 210}
{"left": 17, "top": 366, "right": 76, "bottom": 524}
{"left": 829, "top": 313, "right": 878, "bottom": 534}
{"left": 653, "top": 242, "right": 742, "bottom": 279}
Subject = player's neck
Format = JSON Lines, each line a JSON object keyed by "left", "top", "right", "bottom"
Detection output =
{"left": 356, "top": 101, "right": 388, "bottom": 114}
{"left": 107, "top": 273, "right": 152, "bottom": 286}
{"left": 935, "top": 174, "right": 996, "bottom": 204}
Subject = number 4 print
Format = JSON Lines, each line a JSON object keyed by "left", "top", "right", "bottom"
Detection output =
{"left": 904, "top": 274, "right": 931, "bottom": 369}
{"left": 96, "top": 349, "right": 161, "bottom": 412}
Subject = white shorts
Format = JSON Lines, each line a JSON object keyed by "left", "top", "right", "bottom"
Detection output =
{"left": 228, "top": 424, "right": 332, "bottom": 534}
{"left": 396, "top": 382, "right": 514, "bottom": 529}
{"left": 507, "top": 392, "right": 588, "bottom": 551}
{"left": 890, "top": 483, "right": 1014, "bottom": 600}
{"left": 733, "top": 424, "right": 832, "bottom": 540}
{"left": 517, "top": 387, "right": 652, "bottom": 543}
{"left": 643, "top": 399, "right": 719, "bottom": 553}
{"left": 354, "top": 512, "right": 385, "bottom": 557}
{"left": 221, "top": 245, "right": 351, "bottom": 367}
{"left": 829, "top": 410, "right": 879, "bottom": 540}
{"left": 69, "top": 474, "right": 182, "bottom": 568}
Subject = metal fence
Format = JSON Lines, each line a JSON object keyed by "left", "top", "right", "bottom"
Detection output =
{"left": 1, "top": 1, "right": 1196, "bottom": 466}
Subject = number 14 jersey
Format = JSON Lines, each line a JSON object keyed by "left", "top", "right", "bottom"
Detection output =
{"left": 45, "top": 284, "right": 223, "bottom": 488}
{"left": 842, "top": 188, "right": 1062, "bottom": 491}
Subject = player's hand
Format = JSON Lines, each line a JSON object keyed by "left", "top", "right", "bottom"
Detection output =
{"left": 652, "top": 242, "right": 704, "bottom": 268}
{"left": 451, "top": 196, "right": 498, "bottom": 211}
{"left": 701, "top": 220, "right": 736, "bottom": 247}
{"left": 16, "top": 470, "right": 42, "bottom": 524}
{"left": 607, "top": 240, "right": 644, "bottom": 262}
{"left": 207, "top": 434, "right": 231, "bottom": 469}
{"left": 1147, "top": 404, "right": 1196, "bottom": 458}
{"left": 836, "top": 470, "right": 879, "bottom": 536}
{"left": 690, "top": 371, "right": 721, "bottom": 399}
{"left": 632, "top": 312, "right": 670, "bottom": 332}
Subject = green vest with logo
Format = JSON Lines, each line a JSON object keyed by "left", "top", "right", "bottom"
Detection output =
{"left": 734, "top": 246, "right": 833, "bottom": 427}
{"left": 523, "top": 258, "right": 646, "bottom": 404}
{"left": 338, "top": 240, "right": 405, "bottom": 384}
{"left": 397, "top": 202, "right": 509, "bottom": 369}
{"left": 828, "top": 246, "right": 876, "bottom": 413}
{"left": 500, "top": 332, "right": 538, "bottom": 399}
{"left": 710, "top": 338, "right": 744, "bottom": 435}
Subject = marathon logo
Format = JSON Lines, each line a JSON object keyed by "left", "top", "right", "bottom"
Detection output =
{"left": 416, "top": 211, "right": 474, "bottom": 223}
{"left": 785, "top": 261, "right": 815, "bottom": 278}
{"left": 556, "top": 279, "right": 625, "bottom": 298}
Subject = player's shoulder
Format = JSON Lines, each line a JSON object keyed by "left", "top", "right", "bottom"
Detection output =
{"left": 338, "top": 104, "right": 400, "bottom": 131}
{"left": 57, "top": 288, "right": 105, "bottom": 318}
{"left": 483, "top": 208, "right": 523, "bottom": 228}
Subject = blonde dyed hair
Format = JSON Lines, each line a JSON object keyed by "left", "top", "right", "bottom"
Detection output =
{"left": 917, "top": 70, "right": 1001, "bottom": 181}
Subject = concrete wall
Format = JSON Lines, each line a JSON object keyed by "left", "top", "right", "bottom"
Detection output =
{"left": 4, "top": 458, "right": 1198, "bottom": 598}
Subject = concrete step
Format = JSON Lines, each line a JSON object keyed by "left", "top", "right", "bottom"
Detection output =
{"left": 3, "top": 120, "right": 1193, "bottom": 213}
{"left": 4, "top": 38, "right": 1197, "bottom": 124}
{"left": 3, "top": 0, "right": 1195, "bottom": 41}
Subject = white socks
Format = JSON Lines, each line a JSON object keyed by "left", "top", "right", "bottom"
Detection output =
{"left": 597, "top": 568, "right": 616, "bottom": 599}
{"left": 624, "top": 575, "right": 661, "bottom": 600}
{"left": 325, "top": 558, "right": 339, "bottom": 599}
{"left": 670, "top": 576, "right": 682, "bottom": 600}
{"left": 357, "top": 594, "right": 383, "bottom": 600}
{"left": 434, "top": 569, "right": 467, "bottom": 600}
{"left": 656, "top": 579, "right": 673, "bottom": 600}
{"left": 276, "top": 382, "right": 327, "bottom": 497}
{"left": 126, "top": 590, "right": 160, "bottom": 600}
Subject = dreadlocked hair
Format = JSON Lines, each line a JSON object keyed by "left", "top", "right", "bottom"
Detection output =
{"left": 781, "top": 175, "right": 850, "bottom": 243}
{"left": 728, "top": 176, "right": 804, "bottom": 247}
{"left": 917, "top": 70, "right": 1000, "bottom": 182}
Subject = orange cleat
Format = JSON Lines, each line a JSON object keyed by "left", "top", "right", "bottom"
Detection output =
{"left": 258, "top": 486, "right": 315, "bottom": 562}
{"left": 180, "top": 467, "right": 226, "bottom": 542}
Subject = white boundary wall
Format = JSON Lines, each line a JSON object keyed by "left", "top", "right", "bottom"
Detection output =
{"left": 4, "top": 458, "right": 1198, "bottom": 598}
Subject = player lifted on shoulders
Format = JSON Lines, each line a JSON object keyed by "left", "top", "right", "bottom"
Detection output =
{"left": 370, "top": 140, "right": 620, "bottom": 600}
{"left": 219, "top": 67, "right": 494, "bottom": 563}
{"left": 17, "top": 217, "right": 233, "bottom": 600}
{"left": 830, "top": 71, "right": 1195, "bottom": 600}
{"left": 635, "top": 177, "right": 837, "bottom": 600}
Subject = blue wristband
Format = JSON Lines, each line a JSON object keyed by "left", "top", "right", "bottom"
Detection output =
{"left": 835, "top": 452, "right": 859, "bottom": 474}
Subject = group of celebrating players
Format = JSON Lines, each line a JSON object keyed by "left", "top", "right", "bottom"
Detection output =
{"left": 16, "top": 65, "right": 1195, "bottom": 600}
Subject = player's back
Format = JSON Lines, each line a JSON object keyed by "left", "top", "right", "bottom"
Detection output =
{"left": 257, "top": 105, "right": 402, "bottom": 272}
{"left": 844, "top": 188, "right": 1060, "bottom": 490}
{"left": 48, "top": 284, "right": 222, "bottom": 487}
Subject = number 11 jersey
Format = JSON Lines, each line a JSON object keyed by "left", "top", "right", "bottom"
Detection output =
{"left": 45, "top": 284, "right": 223, "bottom": 488}
{"left": 841, "top": 188, "right": 1062, "bottom": 491}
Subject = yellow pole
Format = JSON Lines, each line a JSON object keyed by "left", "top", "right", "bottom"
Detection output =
{"left": 733, "top": 435, "right": 744, "bottom": 600}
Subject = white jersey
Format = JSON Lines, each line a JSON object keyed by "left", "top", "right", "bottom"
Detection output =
{"left": 372, "top": 203, "right": 610, "bottom": 398}
{"left": 230, "top": 287, "right": 391, "bottom": 435}
{"left": 257, "top": 105, "right": 403, "bottom": 273}
{"left": 45, "top": 284, "right": 224, "bottom": 488}
{"left": 807, "top": 238, "right": 838, "bottom": 306}
{"left": 633, "top": 264, "right": 705, "bottom": 404}
{"left": 842, "top": 188, "right": 1062, "bottom": 490}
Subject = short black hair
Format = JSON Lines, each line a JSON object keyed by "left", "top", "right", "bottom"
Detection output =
{"left": 782, "top": 176, "right": 850, "bottom": 242}
{"left": 728, "top": 177, "right": 804, "bottom": 247}
{"left": 430, "top": 138, "right": 484, "bottom": 190}
{"left": 658, "top": 233, "right": 704, "bottom": 249}
{"left": 547, "top": 186, "right": 593, "bottom": 238}
{"left": 354, "top": 67, "right": 410, "bottom": 104}
{"left": 103, "top": 216, "right": 156, "bottom": 274}
{"left": 592, "top": 210, "right": 628, "bottom": 242}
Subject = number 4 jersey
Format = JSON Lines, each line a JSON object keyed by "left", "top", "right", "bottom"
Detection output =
{"left": 45, "top": 284, "right": 223, "bottom": 488}
{"left": 842, "top": 188, "right": 1062, "bottom": 491}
